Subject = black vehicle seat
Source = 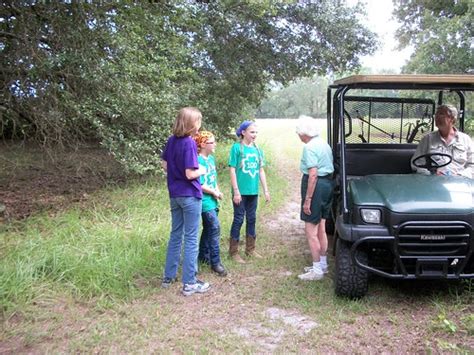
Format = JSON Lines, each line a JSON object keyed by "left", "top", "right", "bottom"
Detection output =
{"left": 341, "top": 143, "right": 417, "bottom": 176}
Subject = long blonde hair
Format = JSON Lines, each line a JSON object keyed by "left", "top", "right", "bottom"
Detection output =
{"left": 173, "top": 107, "right": 202, "bottom": 137}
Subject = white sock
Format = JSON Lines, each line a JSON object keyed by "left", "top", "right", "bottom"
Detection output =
{"left": 312, "top": 261, "right": 322, "bottom": 272}
{"left": 320, "top": 255, "right": 327, "bottom": 267}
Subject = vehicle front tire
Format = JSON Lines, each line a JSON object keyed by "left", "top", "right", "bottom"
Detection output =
{"left": 334, "top": 239, "right": 369, "bottom": 298}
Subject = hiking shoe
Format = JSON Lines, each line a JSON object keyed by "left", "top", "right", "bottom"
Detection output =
{"left": 161, "top": 277, "right": 177, "bottom": 289}
{"left": 298, "top": 269, "right": 324, "bottom": 281}
{"left": 182, "top": 280, "right": 211, "bottom": 296}
{"left": 211, "top": 263, "right": 227, "bottom": 277}
{"left": 304, "top": 265, "right": 329, "bottom": 274}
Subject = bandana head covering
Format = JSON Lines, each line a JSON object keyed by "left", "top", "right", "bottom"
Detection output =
{"left": 193, "top": 130, "right": 215, "bottom": 149}
{"left": 236, "top": 120, "right": 254, "bottom": 138}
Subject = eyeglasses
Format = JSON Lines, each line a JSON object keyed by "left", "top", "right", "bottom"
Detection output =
{"left": 206, "top": 141, "right": 216, "bottom": 145}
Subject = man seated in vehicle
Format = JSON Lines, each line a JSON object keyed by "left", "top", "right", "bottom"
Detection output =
{"left": 411, "top": 104, "right": 473, "bottom": 178}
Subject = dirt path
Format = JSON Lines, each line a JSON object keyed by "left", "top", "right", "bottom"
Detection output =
{"left": 112, "top": 157, "right": 318, "bottom": 353}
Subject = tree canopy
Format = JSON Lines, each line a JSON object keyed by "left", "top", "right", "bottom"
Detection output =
{"left": 393, "top": 0, "right": 473, "bottom": 74}
{"left": 1, "top": 1, "right": 376, "bottom": 173}
{"left": 393, "top": 0, "right": 473, "bottom": 134}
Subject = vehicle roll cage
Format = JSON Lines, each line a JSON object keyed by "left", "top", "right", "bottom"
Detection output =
{"left": 326, "top": 75, "right": 474, "bottom": 221}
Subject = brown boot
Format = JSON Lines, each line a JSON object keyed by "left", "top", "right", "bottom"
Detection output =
{"left": 229, "top": 238, "right": 246, "bottom": 264}
{"left": 245, "top": 236, "right": 263, "bottom": 259}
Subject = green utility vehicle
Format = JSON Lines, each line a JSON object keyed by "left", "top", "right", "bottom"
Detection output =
{"left": 327, "top": 75, "right": 474, "bottom": 298}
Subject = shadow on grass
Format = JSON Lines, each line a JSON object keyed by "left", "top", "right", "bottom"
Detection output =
{"left": 369, "top": 276, "right": 473, "bottom": 302}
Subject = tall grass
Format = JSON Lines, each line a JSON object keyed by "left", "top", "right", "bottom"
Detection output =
{"left": 0, "top": 126, "right": 289, "bottom": 316}
{"left": 0, "top": 181, "right": 172, "bottom": 314}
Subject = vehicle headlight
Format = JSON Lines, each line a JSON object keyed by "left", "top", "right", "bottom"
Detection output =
{"left": 361, "top": 209, "right": 381, "bottom": 224}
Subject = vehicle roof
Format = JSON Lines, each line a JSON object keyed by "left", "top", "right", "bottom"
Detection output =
{"left": 331, "top": 74, "right": 474, "bottom": 90}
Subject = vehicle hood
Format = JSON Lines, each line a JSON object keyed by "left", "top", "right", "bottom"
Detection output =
{"left": 349, "top": 174, "right": 474, "bottom": 214}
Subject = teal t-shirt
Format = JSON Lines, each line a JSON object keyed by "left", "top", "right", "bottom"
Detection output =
{"left": 198, "top": 154, "right": 218, "bottom": 213}
{"left": 228, "top": 142, "right": 264, "bottom": 195}
{"left": 300, "top": 136, "right": 334, "bottom": 176}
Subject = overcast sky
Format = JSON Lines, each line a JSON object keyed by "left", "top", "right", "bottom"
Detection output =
{"left": 348, "top": 0, "right": 414, "bottom": 73}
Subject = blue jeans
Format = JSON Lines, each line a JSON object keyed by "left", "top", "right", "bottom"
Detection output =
{"left": 164, "top": 197, "right": 201, "bottom": 285}
{"left": 198, "top": 209, "right": 222, "bottom": 266}
{"left": 230, "top": 195, "right": 258, "bottom": 241}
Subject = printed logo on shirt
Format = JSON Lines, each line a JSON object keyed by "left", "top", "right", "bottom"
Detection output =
{"left": 200, "top": 163, "right": 216, "bottom": 187}
{"left": 242, "top": 153, "right": 260, "bottom": 178}
{"left": 204, "top": 172, "right": 216, "bottom": 186}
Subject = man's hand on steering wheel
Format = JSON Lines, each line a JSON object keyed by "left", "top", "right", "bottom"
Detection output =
{"left": 412, "top": 152, "right": 453, "bottom": 175}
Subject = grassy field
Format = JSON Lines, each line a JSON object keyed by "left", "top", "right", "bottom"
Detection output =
{"left": 0, "top": 122, "right": 290, "bottom": 316}
{"left": 1, "top": 119, "right": 473, "bottom": 352}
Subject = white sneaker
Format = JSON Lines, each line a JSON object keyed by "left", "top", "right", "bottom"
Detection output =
{"left": 304, "top": 265, "right": 329, "bottom": 274}
{"left": 298, "top": 269, "right": 324, "bottom": 281}
{"left": 182, "top": 280, "right": 211, "bottom": 296}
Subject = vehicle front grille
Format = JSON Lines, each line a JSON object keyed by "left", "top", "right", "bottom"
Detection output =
{"left": 396, "top": 221, "right": 471, "bottom": 257}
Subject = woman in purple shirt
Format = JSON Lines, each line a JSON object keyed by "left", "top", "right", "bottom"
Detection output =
{"left": 161, "top": 107, "right": 210, "bottom": 296}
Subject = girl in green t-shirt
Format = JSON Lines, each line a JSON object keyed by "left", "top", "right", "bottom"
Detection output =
{"left": 228, "top": 121, "right": 271, "bottom": 263}
{"left": 193, "top": 131, "right": 227, "bottom": 277}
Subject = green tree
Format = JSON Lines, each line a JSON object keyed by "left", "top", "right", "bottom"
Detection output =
{"left": 393, "top": 0, "right": 473, "bottom": 74}
{"left": 393, "top": 0, "right": 473, "bottom": 135}
{"left": 1, "top": 1, "right": 377, "bottom": 173}
{"left": 78, "top": 5, "right": 197, "bottom": 172}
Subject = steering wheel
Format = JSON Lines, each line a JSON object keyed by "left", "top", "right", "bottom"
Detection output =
{"left": 412, "top": 153, "right": 452, "bottom": 174}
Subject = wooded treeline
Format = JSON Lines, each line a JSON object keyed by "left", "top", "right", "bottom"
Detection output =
{"left": 1, "top": 1, "right": 376, "bottom": 173}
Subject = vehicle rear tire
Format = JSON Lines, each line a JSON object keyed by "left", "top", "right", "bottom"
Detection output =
{"left": 334, "top": 239, "right": 369, "bottom": 298}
